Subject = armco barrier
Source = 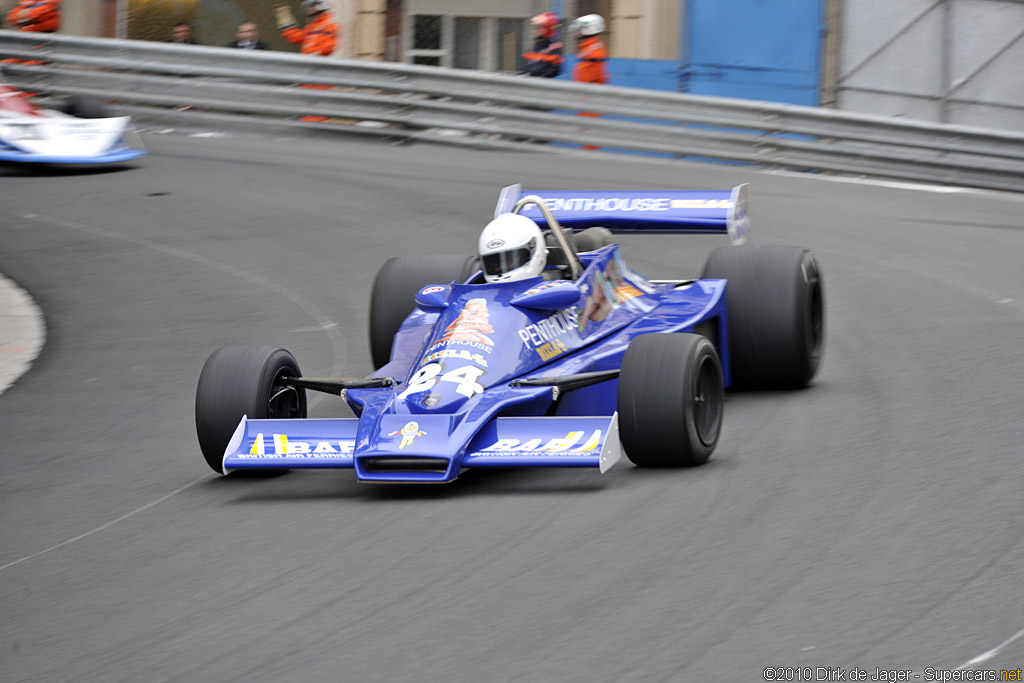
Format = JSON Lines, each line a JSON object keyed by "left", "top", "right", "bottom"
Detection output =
{"left": 3, "top": 31, "right": 1024, "bottom": 192}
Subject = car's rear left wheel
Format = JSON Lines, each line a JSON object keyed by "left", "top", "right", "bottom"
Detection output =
{"left": 62, "top": 95, "right": 111, "bottom": 119}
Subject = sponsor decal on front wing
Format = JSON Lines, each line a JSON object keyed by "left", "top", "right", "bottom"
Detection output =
{"left": 239, "top": 433, "right": 355, "bottom": 459}
{"left": 480, "top": 429, "right": 601, "bottom": 455}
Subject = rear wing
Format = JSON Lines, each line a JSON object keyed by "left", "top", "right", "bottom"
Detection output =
{"left": 495, "top": 183, "right": 750, "bottom": 245}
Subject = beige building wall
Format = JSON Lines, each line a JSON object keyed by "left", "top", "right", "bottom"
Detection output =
{"left": 353, "top": 0, "right": 385, "bottom": 60}
{"left": 331, "top": 0, "right": 386, "bottom": 60}
{"left": 62, "top": 0, "right": 105, "bottom": 36}
{"left": 611, "top": 0, "right": 679, "bottom": 60}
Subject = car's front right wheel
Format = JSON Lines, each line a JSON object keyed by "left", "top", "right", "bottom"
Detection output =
{"left": 617, "top": 333, "right": 724, "bottom": 467}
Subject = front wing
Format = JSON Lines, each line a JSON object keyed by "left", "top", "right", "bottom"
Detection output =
{"left": 222, "top": 413, "right": 622, "bottom": 481}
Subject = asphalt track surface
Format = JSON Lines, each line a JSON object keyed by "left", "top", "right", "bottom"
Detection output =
{"left": 1, "top": 134, "right": 1023, "bottom": 683}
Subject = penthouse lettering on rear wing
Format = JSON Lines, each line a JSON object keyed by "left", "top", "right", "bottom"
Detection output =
{"left": 495, "top": 183, "right": 751, "bottom": 244}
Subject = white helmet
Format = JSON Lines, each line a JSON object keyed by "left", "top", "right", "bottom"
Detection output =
{"left": 303, "top": 0, "right": 331, "bottom": 12}
{"left": 572, "top": 14, "right": 605, "bottom": 37}
{"left": 479, "top": 214, "right": 546, "bottom": 283}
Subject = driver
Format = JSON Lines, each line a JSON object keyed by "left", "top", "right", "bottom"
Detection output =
{"left": 478, "top": 214, "right": 547, "bottom": 283}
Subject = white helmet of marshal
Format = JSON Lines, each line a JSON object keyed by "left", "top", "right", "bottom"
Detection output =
{"left": 302, "top": 0, "right": 331, "bottom": 12}
{"left": 478, "top": 213, "right": 546, "bottom": 283}
{"left": 572, "top": 13, "right": 605, "bottom": 37}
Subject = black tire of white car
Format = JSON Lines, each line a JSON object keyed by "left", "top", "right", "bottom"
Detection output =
{"left": 62, "top": 96, "right": 111, "bottom": 119}
{"left": 618, "top": 333, "right": 724, "bottom": 467}
{"left": 195, "top": 345, "right": 307, "bottom": 474}
{"left": 702, "top": 245, "right": 824, "bottom": 389}
{"left": 369, "top": 255, "right": 479, "bottom": 369}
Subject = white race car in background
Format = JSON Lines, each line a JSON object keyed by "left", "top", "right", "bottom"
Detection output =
{"left": 0, "top": 82, "right": 146, "bottom": 164}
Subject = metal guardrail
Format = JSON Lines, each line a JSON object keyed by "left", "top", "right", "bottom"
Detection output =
{"left": 4, "top": 31, "right": 1024, "bottom": 192}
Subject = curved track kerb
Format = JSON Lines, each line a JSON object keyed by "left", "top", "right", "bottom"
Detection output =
{"left": 0, "top": 272, "right": 45, "bottom": 396}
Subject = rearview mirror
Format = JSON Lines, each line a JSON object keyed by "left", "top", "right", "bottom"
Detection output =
{"left": 414, "top": 285, "right": 451, "bottom": 309}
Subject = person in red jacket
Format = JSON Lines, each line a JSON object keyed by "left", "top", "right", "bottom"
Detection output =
{"left": 277, "top": 0, "right": 339, "bottom": 56}
{"left": 5, "top": 0, "right": 60, "bottom": 33}
{"left": 522, "top": 12, "right": 562, "bottom": 78}
{"left": 570, "top": 13, "right": 608, "bottom": 84}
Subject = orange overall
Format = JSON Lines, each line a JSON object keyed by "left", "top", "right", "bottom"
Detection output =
{"left": 281, "top": 12, "right": 340, "bottom": 120}
{"left": 573, "top": 36, "right": 609, "bottom": 85}
{"left": 6, "top": 0, "right": 60, "bottom": 33}
{"left": 572, "top": 35, "right": 609, "bottom": 148}
{"left": 280, "top": 12, "right": 339, "bottom": 57}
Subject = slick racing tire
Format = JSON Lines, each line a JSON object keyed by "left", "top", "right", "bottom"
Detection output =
{"left": 702, "top": 245, "right": 824, "bottom": 389}
{"left": 195, "top": 345, "right": 307, "bottom": 475}
{"left": 369, "top": 254, "right": 479, "bottom": 369}
{"left": 62, "top": 95, "right": 111, "bottom": 119}
{"left": 618, "top": 333, "right": 724, "bottom": 467}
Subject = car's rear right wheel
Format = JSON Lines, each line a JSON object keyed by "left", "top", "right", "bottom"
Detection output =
{"left": 617, "top": 333, "right": 724, "bottom": 467}
{"left": 702, "top": 244, "right": 824, "bottom": 389}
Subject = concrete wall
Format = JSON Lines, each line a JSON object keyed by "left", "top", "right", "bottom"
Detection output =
{"left": 837, "top": 0, "right": 1024, "bottom": 128}
{"left": 62, "top": 0, "right": 108, "bottom": 36}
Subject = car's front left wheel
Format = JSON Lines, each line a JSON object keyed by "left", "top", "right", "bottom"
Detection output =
{"left": 195, "top": 345, "right": 306, "bottom": 474}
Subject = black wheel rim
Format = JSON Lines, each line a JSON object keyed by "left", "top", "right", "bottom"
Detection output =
{"left": 808, "top": 277, "right": 824, "bottom": 358}
{"left": 267, "top": 367, "right": 302, "bottom": 419}
{"left": 693, "top": 356, "right": 723, "bottom": 447}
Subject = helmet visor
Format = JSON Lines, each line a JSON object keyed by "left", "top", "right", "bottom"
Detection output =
{"left": 482, "top": 246, "right": 533, "bottom": 278}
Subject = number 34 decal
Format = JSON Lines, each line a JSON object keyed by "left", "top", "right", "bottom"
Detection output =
{"left": 398, "top": 362, "right": 485, "bottom": 399}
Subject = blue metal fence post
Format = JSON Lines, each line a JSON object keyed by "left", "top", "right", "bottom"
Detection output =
{"left": 678, "top": 0, "right": 693, "bottom": 92}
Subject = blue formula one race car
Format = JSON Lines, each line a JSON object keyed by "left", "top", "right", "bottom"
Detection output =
{"left": 195, "top": 184, "right": 824, "bottom": 483}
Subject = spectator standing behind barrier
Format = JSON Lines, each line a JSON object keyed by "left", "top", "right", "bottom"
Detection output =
{"left": 277, "top": 0, "right": 339, "bottom": 56}
{"left": 277, "top": 0, "right": 340, "bottom": 121}
{"left": 522, "top": 12, "right": 562, "bottom": 78}
{"left": 227, "top": 21, "right": 268, "bottom": 50}
{"left": 570, "top": 14, "right": 608, "bottom": 150}
{"left": 5, "top": 0, "right": 60, "bottom": 33}
{"left": 571, "top": 14, "right": 609, "bottom": 84}
{"left": 168, "top": 22, "right": 199, "bottom": 44}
